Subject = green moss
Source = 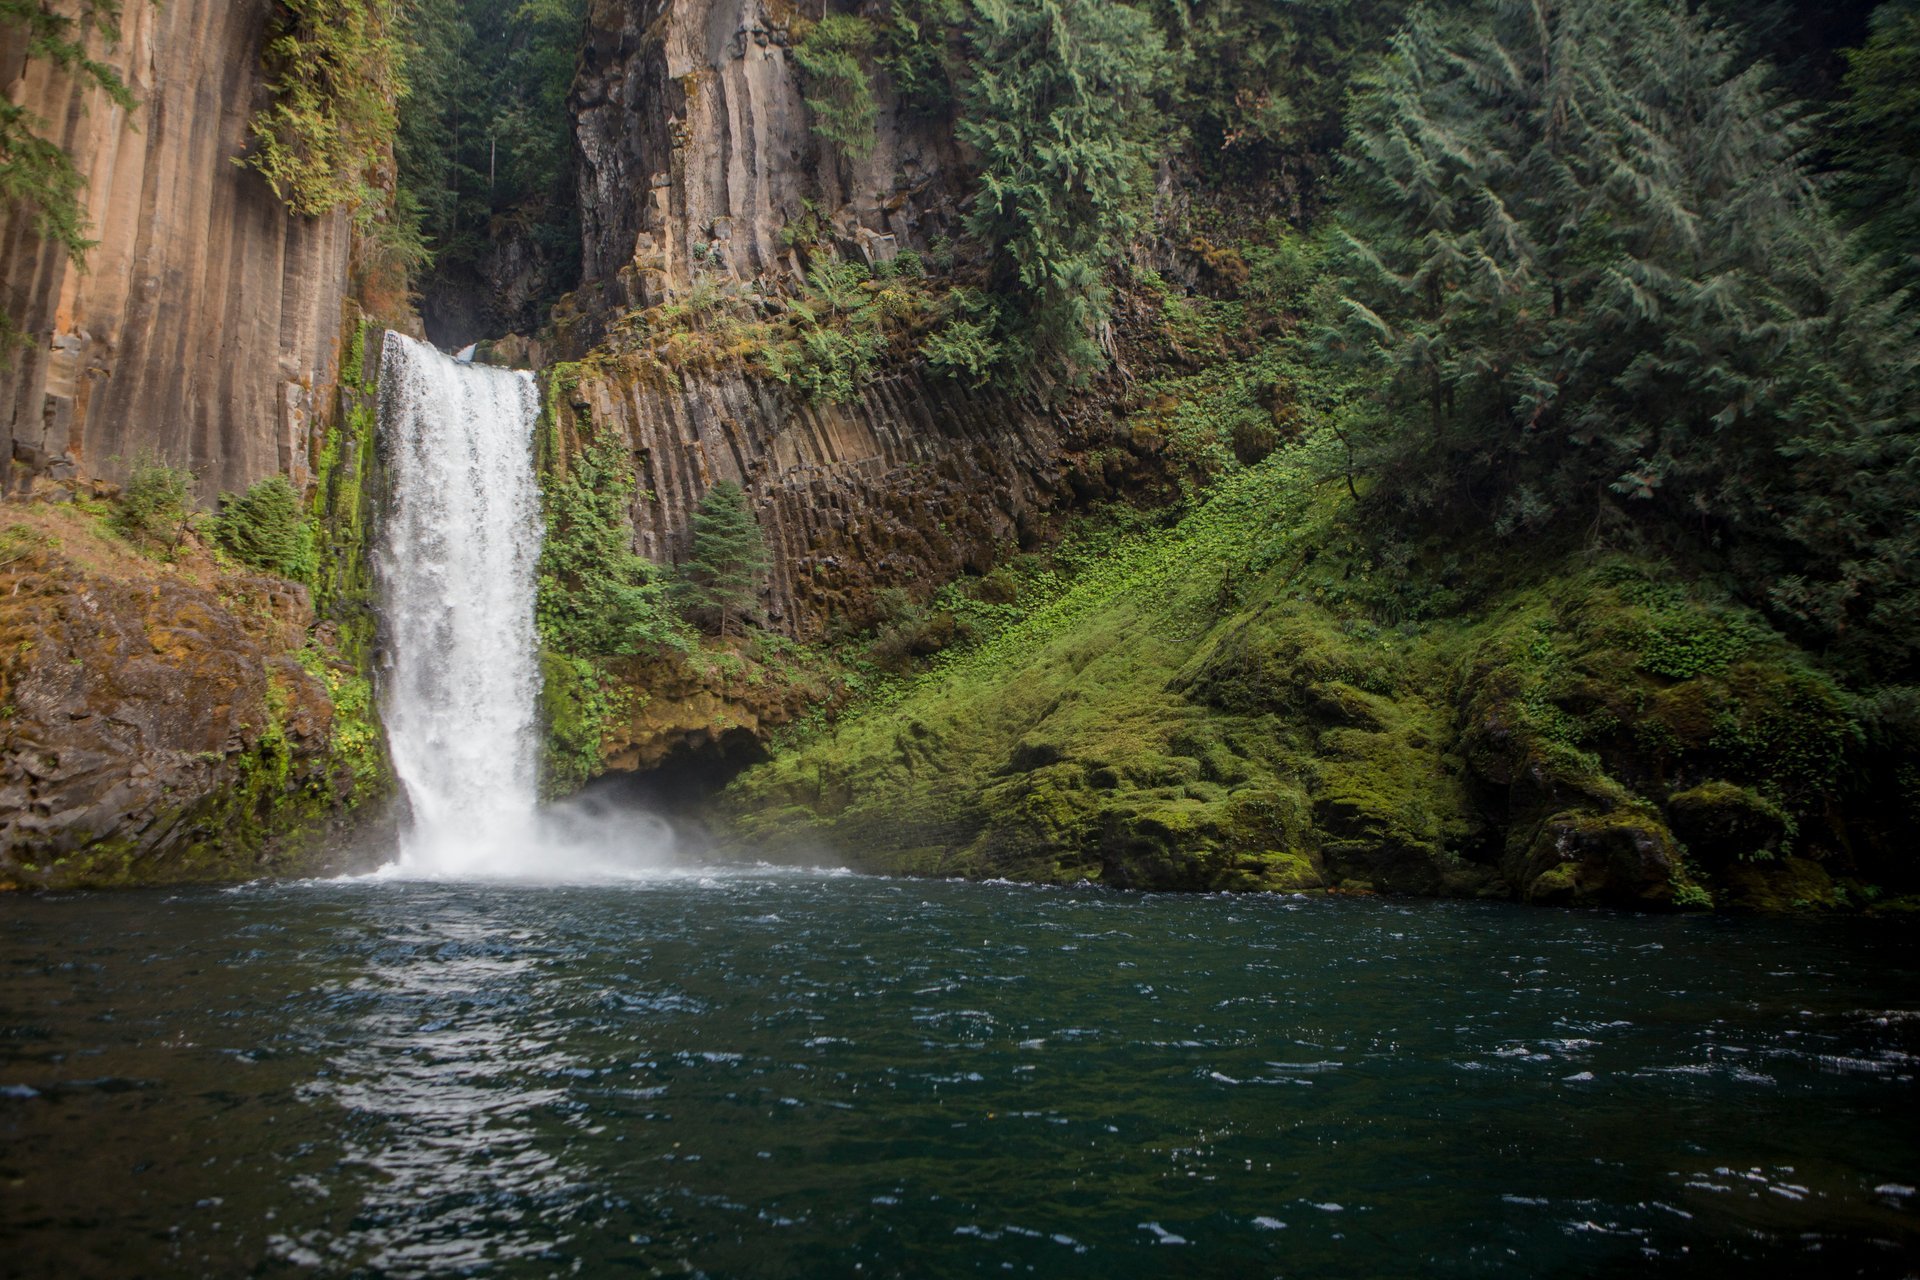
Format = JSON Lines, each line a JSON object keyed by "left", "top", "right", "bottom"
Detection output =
{"left": 714, "top": 426, "right": 1904, "bottom": 910}
{"left": 295, "top": 644, "right": 389, "bottom": 802}
{"left": 310, "top": 320, "right": 384, "bottom": 669}
{"left": 538, "top": 648, "right": 635, "bottom": 800}
{"left": 1666, "top": 781, "right": 1792, "bottom": 865}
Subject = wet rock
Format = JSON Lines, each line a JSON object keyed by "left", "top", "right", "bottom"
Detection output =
{"left": 1666, "top": 781, "right": 1791, "bottom": 866}
{"left": 1520, "top": 810, "right": 1683, "bottom": 909}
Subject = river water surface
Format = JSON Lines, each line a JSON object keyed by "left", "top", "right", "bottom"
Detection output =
{"left": 2, "top": 872, "right": 1915, "bottom": 1277}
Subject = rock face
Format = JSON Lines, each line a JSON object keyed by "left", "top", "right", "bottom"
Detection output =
{"left": 573, "top": 0, "right": 966, "bottom": 308}
{"left": 0, "top": 520, "right": 383, "bottom": 888}
{"left": 0, "top": 1, "right": 351, "bottom": 501}
{"left": 599, "top": 648, "right": 826, "bottom": 774}
{"left": 559, "top": 1, "right": 1157, "bottom": 641}
{"left": 559, "top": 362, "right": 1140, "bottom": 638}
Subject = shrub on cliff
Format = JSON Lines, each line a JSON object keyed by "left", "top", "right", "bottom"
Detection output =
{"left": 109, "top": 454, "right": 193, "bottom": 554}
{"left": 246, "top": 0, "right": 404, "bottom": 218}
{"left": 958, "top": 0, "right": 1178, "bottom": 380}
{"left": 762, "top": 258, "right": 888, "bottom": 402}
{"left": 795, "top": 14, "right": 880, "bottom": 160}
{"left": 213, "top": 476, "right": 316, "bottom": 582}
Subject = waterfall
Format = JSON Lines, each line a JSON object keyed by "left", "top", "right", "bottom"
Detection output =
{"left": 375, "top": 333, "right": 544, "bottom": 874}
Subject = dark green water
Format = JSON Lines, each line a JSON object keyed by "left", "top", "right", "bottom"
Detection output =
{"left": 2, "top": 871, "right": 1915, "bottom": 1278}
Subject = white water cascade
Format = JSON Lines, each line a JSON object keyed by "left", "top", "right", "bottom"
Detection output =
{"left": 372, "top": 332, "right": 681, "bottom": 880}
{"left": 376, "top": 333, "right": 545, "bottom": 874}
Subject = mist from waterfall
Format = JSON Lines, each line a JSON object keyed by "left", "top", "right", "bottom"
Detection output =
{"left": 373, "top": 333, "right": 676, "bottom": 878}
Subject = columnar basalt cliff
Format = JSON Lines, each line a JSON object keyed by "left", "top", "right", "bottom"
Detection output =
{"left": 556, "top": 363, "right": 1145, "bottom": 638}
{"left": 573, "top": 0, "right": 966, "bottom": 307}
{"left": 0, "top": 1, "right": 352, "bottom": 501}
{"left": 556, "top": 0, "right": 1151, "bottom": 645}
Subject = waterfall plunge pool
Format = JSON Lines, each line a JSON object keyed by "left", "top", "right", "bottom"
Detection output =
{"left": 34, "top": 338, "right": 1901, "bottom": 1275}
{"left": 2, "top": 873, "right": 1914, "bottom": 1276}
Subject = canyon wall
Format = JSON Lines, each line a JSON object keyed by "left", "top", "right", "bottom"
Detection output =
{"left": 563, "top": 0, "right": 1154, "bottom": 641}
{"left": 573, "top": 0, "right": 968, "bottom": 313}
{"left": 557, "top": 361, "right": 1145, "bottom": 638}
{"left": 0, "top": 1, "right": 351, "bottom": 501}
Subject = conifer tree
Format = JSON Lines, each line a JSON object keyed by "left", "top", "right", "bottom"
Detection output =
{"left": 537, "top": 430, "right": 677, "bottom": 656}
{"left": 213, "top": 476, "right": 316, "bottom": 581}
{"left": 1836, "top": 0, "right": 1920, "bottom": 287}
{"left": 958, "top": 0, "right": 1176, "bottom": 379}
{"left": 676, "top": 481, "right": 770, "bottom": 639}
{"left": 1326, "top": 0, "right": 1920, "bottom": 668}
{"left": 1152, "top": 0, "right": 1407, "bottom": 193}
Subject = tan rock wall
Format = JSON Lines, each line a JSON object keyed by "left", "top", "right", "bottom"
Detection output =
{"left": 574, "top": 0, "right": 968, "bottom": 306}
{"left": 0, "top": 1, "right": 352, "bottom": 500}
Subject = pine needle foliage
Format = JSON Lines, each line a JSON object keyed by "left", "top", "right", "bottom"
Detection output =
{"left": 1835, "top": 0, "right": 1920, "bottom": 288}
{"left": 1326, "top": 0, "right": 1920, "bottom": 670}
{"left": 389, "top": 0, "right": 586, "bottom": 308}
{"left": 958, "top": 0, "right": 1178, "bottom": 380}
{"left": 675, "top": 481, "right": 770, "bottom": 638}
{"left": 536, "top": 426, "right": 682, "bottom": 657}
{"left": 879, "top": 0, "right": 964, "bottom": 116}
{"left": 1152, "top": 0, "right": 1407, "bottom": 190}
{"left": 794, "top": 14, "right": 880, "bottom": 160}
{"left": 213, "top": 476, "right": 316, "bottom": 581}
{"left": 109, "top": 453, "right": 192, "bottom": 554}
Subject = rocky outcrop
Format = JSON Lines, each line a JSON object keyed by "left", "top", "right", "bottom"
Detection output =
{"left": 0, "top": 1, "right": 352, "bottom": 501}
{"left": 0, "top": 514, "right": 387, "bottom": 888}
{"left": 599, "top": 647, "right": 829, "bottom": 773}
{"left": 573, "top": 0, "right": 967, "bottom": 313}
{"left": 556, "top": 1, "right": 1163, "bottom": 700}
{"left": 558, "top": 361, "right": 1143, "bottom": 638}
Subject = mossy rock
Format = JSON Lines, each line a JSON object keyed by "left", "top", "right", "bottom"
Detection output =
{"left": 1519, "top": 808, "right": 1685, "bottom": 909}
{"left": 1717, "top": 856, "right": 1842, "bottom": 912}
{"left": 1666, "top": 781, "right": 1791, "bottom": 867}
{"left": 1227, "top": 850, "right": 1326, "bottom": 893}
{"left": 1176, "top": 602, "right": 1398, "bottom": 716}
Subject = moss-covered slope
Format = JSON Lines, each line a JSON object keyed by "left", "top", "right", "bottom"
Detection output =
{"left": 714, "top": 440, "right": 1914, "bottom": 911}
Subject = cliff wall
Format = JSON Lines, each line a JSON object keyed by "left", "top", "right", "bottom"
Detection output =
{"left": 573, "top": 0, "right": 966, "bottom": 314}
{"left": 0, "top": 1, "right": 352, "bottom": 501}
{"left": 0, "top": 506, "right": 390, "bottom": 889}
{"left": 560, "top": 1, "right": 1152, "bottom": 642}
{"left": 558, "top": 361, "right": 1146, "bottom": 638}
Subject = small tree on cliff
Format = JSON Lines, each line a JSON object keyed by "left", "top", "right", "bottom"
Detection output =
{"left": 676, "top": 481, "right": 769, "bottom": 638}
